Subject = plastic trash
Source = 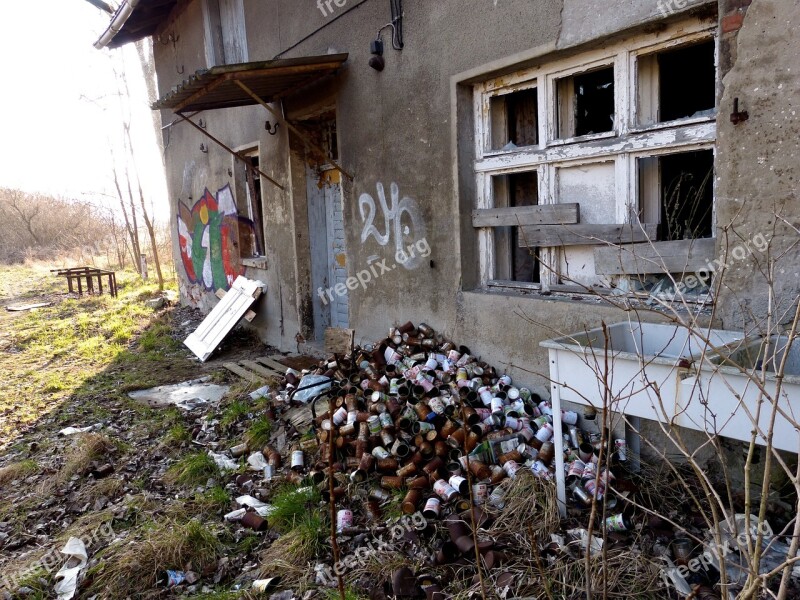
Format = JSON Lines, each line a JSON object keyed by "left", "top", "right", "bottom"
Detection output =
{"left": 54, "top": 537, "right": 88, "bottom": 600}
{"left": 247, "top": 452, "right": 268, "bottom": 471}
{"left": 249, "top": 385, "right": 271, "bottom": 400}
{"left": 58, "top": 424, "right": 102, "bottom": 436}
{"left": 208, "top": 451, "right": 238, "bottom": 472}
{"left": 291, "top": 374, "right": 332, "bottom": 403}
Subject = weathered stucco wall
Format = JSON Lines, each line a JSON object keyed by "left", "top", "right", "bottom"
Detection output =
{"left": 151, "top": 0, "right": 797, "bottom": 400}
{"left": 714, "top": 0, "right": 800, "bottom": 331}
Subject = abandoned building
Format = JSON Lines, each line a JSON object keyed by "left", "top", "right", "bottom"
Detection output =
{"left": 93, "top": 0, "right": 799, "bottom": 470}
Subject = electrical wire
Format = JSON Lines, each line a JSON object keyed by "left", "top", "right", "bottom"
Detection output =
{"left": 390, "top": 0, "right": 404, "bottom": 50}
{"left": 273, "top": 0, "right": 373, "bottom": 59}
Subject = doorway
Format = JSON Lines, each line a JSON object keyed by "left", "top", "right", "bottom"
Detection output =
{"left": 305, "top": 118, "right": 349, "bottom": 342}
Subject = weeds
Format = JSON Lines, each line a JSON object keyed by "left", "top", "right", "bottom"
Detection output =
{"left": 164, "top": 451, "right": 221, "bottom": 487}
{"left": 245, "top": 415, "right": 272, "bottom": 449}
{"left": 57, "top": 433, "right": 114, "bottom": 482}
{"left": 88, "top": 519, "right": 222, "bottom": 597}
{"left": 220, "top": 399, "right": 249, "bottom": 428}
{"left": 268, "top": 484, "right": 321, "bottom": 533}
{"left": 0, "top": 459, "right": 38, "bottom": 485}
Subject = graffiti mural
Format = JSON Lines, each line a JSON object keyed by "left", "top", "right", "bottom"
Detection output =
{"left": 359, "top": 182, "right": 427, "bottom": 270}
{"left": 177, "top": 185, "right": 260, "bottom": 291}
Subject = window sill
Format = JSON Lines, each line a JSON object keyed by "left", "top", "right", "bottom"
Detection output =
{"left": 629, "top": 114, "right": 716, "bottom": 135}
{"left": 241, "top": 257, "right": 268, "bottom": 269}
{"left": 484, "top": 280, "right": 712, "bottom": 305}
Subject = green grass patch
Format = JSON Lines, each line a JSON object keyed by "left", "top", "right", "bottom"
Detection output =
{"left": 164, "top": 451, "right": 221, "bottom": 487}
{"left": 244, "top": 415, "right": 272, "bottom": 449}
{"left": 0, "top": 459, "right": 38, "bottom": 485}
{"left": 220, "top": 399, "right": 249, "bottom": 428}
{"left": 268, "top": 484, "right": 321, "bottom": 533}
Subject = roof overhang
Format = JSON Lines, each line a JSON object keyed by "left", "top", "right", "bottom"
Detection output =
{"left": 151, "top": 54, "right": 349, "bottom": 113}
{"left": 94, "top": 0, "right": 178, "bottom": 49}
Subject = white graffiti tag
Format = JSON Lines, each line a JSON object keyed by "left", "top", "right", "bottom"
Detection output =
{"left": 359, "top": 182, "right": 427, "bottom": 270}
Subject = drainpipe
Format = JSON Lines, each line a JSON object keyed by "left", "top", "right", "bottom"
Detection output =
{"left": 93, "top": 0, "right": 141, "bottom": 49}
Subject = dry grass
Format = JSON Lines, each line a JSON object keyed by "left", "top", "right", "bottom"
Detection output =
{"left": 0, "top": 459, "right": 38, "bottom": 486}
{"left": 87, "top": 518, "right": 222, "bottom": 597}
{"left": 56, "top": 432, "right": 114, "bottom": 483}
{"left": 488, "top": 471, "right": 560, "bottom": 544}
{"left": 258, "top": 512, "right": 325, "bottom": 587}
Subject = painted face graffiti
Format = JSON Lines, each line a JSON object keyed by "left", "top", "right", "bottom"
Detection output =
{"left": 177, "top": 185, "right": 259, "bottom": 291}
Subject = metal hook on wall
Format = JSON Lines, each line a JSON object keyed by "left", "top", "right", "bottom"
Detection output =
{"left": 176, "top": 64, "right": 185, "bottom": 75}
{"left": 265, "top": 121, "right": 280, "bottom": 135}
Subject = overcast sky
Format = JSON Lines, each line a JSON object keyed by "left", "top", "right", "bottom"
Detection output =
{"left": 0, "top": 1, "right": 169, "bottom": 220}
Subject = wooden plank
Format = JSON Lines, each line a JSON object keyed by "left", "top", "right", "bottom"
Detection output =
{"left": 215, "top": 289, "right": 227, "bottom": 300}
{"left": 472, "top": 204, "right": 580, "bottom": 227}
{"left": 6, "top": 302, "right": 52, "bottom": 312}
{"left": 324, "top": 327, "right": 355, "bottom": 355}
{"left": 256, "top": 356, "right": 289, "bottom": 373}
{"left": 244, "top": 310, "right": 257, "bottom": 322}
{"left": 223, "top": 362, "right": 263, "bottom": 383}
{"left": 184, "top": 276, "right": 262, "bottom": 361}
{"left": 241, "top": 360, "right": 281, "bottom": 379}
{"left": 593, "top": 238, "right": 716, "bottom": 275}
{"left": 518, "top": 224, "right": 658, "bottom": 248}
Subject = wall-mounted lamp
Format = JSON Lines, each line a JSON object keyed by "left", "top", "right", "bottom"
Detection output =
{"left": 369, "top": 38, "right": 385, "bottom": 72}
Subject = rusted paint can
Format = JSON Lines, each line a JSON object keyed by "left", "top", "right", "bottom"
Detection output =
{"left": 448, "top": 475, "right": 468, "bottom": 495}
{"left": 377, "top": 458, "right": 400, "bottom": 473}
{"left": 422, "top": 497, "right": 441, "bottom": 519}
{"left": 391, "top": 438, "right": 410, "bottom": 458}
{"left": 428, "top": 397, "right": 446, "bottom": 415}
{"left": 488, "top": 486, "right": 506, "bottom": 509}
{"left": 472, "top": 483, "right": 489, "bottom": 505}
{"left": 332, "top": 407, "right": 348, "bottom": 426}
{"left": 537, "top": 441, "right": 555, "bottom": 465}
{"left": 531, "top": 460, "right": 552, "bottom": 479}
{"left": 230, "top": 443, "right": 248, "bottom": 458}
{"left": 336, "top": 509, "right": 353, "bottom": 532}
{"left": 290, "top": 450, "right": 304, "bottom": 471}
{"left": 339, "top": 422, "right": 356, "bottom": 437}
{"left": 381, "top": 475, "right": 405, "bottom": 490}
{"left": 503, "top": 460, "right": 523, "bottom": 479}
{"left": 434, "top": 479, "right": 459, "bottom": 501}
{"left": 534, "top": 423, "right": 554, "bottom": 443}
{"left": 372, "top": 446, "right": 390, "bottom": 460}
{"left": 605, "top": 513, "right": 632, "bottom": 532}
{"left": 367, "top": 415, "right": 381, "bottom": 435}
{"left": 397, "top": 462, "right": 418, "bottom": 478}
{"left": 561, "top": 410, "right": 578, "bottom": 425}
{"left": 402, "top": 489, "right": 422, "bottom": 514}
{"left": 566, "top": 459, "right": 586, "bottom": 484}
{"left": 380, "top": 429, "right": 395, "bottom": 447}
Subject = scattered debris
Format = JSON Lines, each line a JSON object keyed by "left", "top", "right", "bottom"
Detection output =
{"left": 53, "top": 537, "right": 87, "bottom": 600}
{"left": 5, "top": 302, "right": 52, "bottom": 312}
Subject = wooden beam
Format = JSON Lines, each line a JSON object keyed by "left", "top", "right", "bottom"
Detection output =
{"left": 233, "top": 80, "right": 354, "bottom": 181}
{"left": 223, "top": 362, "right": 263, "bottom": 383}
{"left": 518, "top": 223, "right": 658, "bottom": 247}
{"left": 593, "top": 238, "right": 716, "bottom": 275}
{"left": 241, "top": 360, "right": 281, "bottom": 379}
{"left": 472, "top": 204, "right": 580, "bottom": 228}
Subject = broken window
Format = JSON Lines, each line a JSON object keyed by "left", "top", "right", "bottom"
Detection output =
{"left": 492, "top": 171, "right": 540, "bottom": 283}
{"left": 489, "top": 87, "right": 539, "bottom": 150}
{"left": 472, "top": 19, "right": 717, "bottom": 292}
{"left": 233, "top": 148, "right": 265, "bottom": 257}
{"left": 637, "top": 39, "right": 716, "bottom": 126}
{"left": 638, "top": 150, "right": 714, "bottom": 241}
{"left": 557, "top": 66, "right": 615, "bottom": 138}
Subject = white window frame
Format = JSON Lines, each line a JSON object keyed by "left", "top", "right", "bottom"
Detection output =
{"left": 473, "top": 18, "right": 718, "bottom": 293}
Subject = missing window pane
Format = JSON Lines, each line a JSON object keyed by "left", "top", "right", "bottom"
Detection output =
{"left": 557, "top": 66, "right": 615, "bottom": 138}
{"left": 489, "top": 87, "right": 539, "bottom": 150}
{"left": 638, "top": 150, "right": 714, "bottom": 241}
{"left": 492, "top": 171, "right": 540, "bottom": 283}
{"left": 638, "top": 40, "right": 715, "bottom": 125}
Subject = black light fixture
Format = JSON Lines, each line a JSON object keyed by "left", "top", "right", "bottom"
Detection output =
{"left": 369, "top": 38, "right": 385, "bottom": 72}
